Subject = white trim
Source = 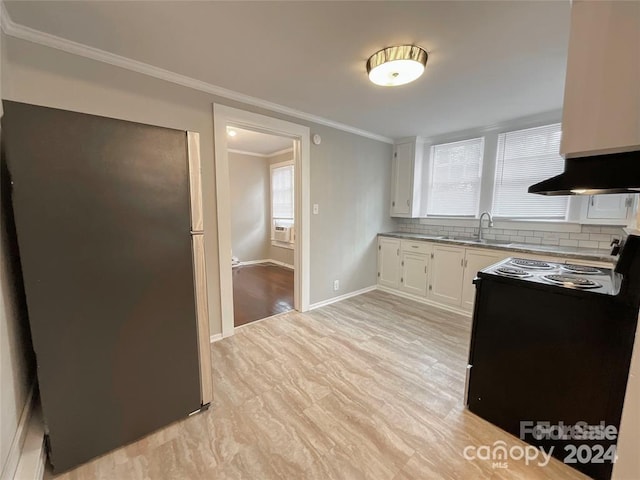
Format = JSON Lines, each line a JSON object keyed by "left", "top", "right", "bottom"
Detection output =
{"left": 308, "top": 285, "right": 378, "bottom": 310}
{"left": 376, "top": 285, "right": 472, "bottom": 318}
{"left": 237, "top": 258, "right": 270, "bottom": 266}
{"left": 0, "top": 4, "right": 392, "bottom": 145}
{"left": 13, "top": 406, "right": 45, "bottom": 480}
{"left": 268, "top": 147, "right": 294, "bottom": 158}
{"left": 235, "top": 259, "right": 294, "bottom": 269}
{"left": 267, "top": 259, "right": 294, "bottom": 270}
{"left": 227, "top": 148, "right": 269, "bottom": 158}
{"left": 213, "top": 104, "right": 310, "bottom": 339}
{"left": 0, "top": 384, "right": 39, "bottom": 480}
{"left": 209, "top": 333, "right": 223, "bottom": 343}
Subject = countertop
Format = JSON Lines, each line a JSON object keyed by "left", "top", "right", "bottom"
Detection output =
{"left": 378, "top": 232, "right": 617, "bottom": 264}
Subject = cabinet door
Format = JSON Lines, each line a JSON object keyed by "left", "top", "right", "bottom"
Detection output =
{"left": 378, "top": 238, "right": 401, "bottom": 289}
{"left": 401, "top": 252, "right": 428, "bottom": 297}
{"left": 560, "top": 1, "right": 640, "bottom": 157}
{"left": 461, "top": 250, "right": 504, "bottom": 311}
{"left": 429, "top": 245, "right": 465, "bottom": 307}
{"left": 390, "top": 142, "right": 413, "bottom": 216}
{"left": 587, "top": 194, "right": 632, "bottom": 220}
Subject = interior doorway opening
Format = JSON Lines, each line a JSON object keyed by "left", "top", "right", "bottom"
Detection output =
{"left": 227, "top": 127, "right": 295, "bottom": 327}
{"left": 213, "top": 104, "right": 310, "bottom": 338}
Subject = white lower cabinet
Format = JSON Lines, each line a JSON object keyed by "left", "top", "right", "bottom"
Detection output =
{"left": 377, "top": 237, "right": 514, "bottom": 314}
{"left": 401, "top": 252, "right": 429, "bottom": 297}
{"left": 378, "top": 237, "right": 401, "bottom": 288}
{"left": 428, "top": 245, "right": 465, "bottom": 308}
{"left": 461, "top": 249, "right": 505, "bottom": 310}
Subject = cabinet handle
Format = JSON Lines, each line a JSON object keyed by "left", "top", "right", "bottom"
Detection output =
{"left": 430, "top": 253, "right": 434, "bottom": 259}
{"left": 424, "top": 266, "right": 427, "bottom": 274}
{"left": 401, "top": 261, "right": 404, "bottom": 266}
{"left": 429, "top": 285, "right": 432, "bottom": 291}
{"left": 591, "top": 196, "right": 594, "bottom": 207}
{"left": 625, "top": 196, "right": 633, "bottom": 208}
{"left": 464, "top": 259, "right": 468, "bottom": 268}
{"left": 392, "top": 201, "right": 395, "bottom": 207}
{"left": 406, "top": 199, "right": 410, "bottom": 206}
{"left": 412, "top": 245, "right": 419, "bottom": 248}
{"left": 400, "top": 277, "right": 403, "bottom": 283}
{"left": 461, "top": 258, "right": 464, "bottom": 267}
{"left": 397, "top": 248, "right": 400, "bottom": 256}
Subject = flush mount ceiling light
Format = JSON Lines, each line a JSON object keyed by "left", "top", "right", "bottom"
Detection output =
{"left": 227, "top": 128, "right": 237, "bottom": 137}
{"left": 366, "top": 45, "right": 428, "bottom": 87}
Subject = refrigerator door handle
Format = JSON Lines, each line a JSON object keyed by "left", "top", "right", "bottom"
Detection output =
{"left": 192, "top": 234, "right": 213, "bottom": 406}
{"left": 187, "top": 132, "right": 204, "bottom": 233}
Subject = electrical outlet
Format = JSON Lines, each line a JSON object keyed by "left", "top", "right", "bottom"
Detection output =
{"left": 333, "top": 280, "right": 339, "bottom": 291}
{"left": 313, "top": 204, "right": 319, "bottom": 214}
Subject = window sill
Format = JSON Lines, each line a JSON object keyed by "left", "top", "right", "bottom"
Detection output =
{"left": 271, "top": 241, "right": 294, "bottom": 250}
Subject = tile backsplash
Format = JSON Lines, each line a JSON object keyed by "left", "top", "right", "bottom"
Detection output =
{"left": 395, "top": 218, "right": 625, "bottom": 251}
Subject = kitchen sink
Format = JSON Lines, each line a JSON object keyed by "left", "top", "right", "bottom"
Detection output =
{"left": 440, "top": 236, "right": 512, "bottom": 246}
{"left": 474, "top": 239, "right": 513, "bottom": 246}
{"left": 440, "top": 235, "right": 475, "bottom": 241}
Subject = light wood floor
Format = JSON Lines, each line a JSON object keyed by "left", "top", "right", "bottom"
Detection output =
{"left": 47, "top": 290, "right": 588, "bottom": 480}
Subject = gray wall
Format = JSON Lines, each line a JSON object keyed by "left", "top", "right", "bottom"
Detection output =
{"left": 0, "top": 29, "right": 35, "bottom": 475}
{"left": 1, "top": 34, "right": 394, "bottom": 333}
{"left": 228, "top": 152, "right": 270, "bottom": 263}
{"left": 267, "top": 150, "right": 295, "bottom": 267}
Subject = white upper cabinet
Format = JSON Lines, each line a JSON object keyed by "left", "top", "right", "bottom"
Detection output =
{"left": 584, "top": 194, "right": 635, "bottom": 222}
{"left": 390, "top": 138, "right": 425, "bottom": 217}
{"left": 560, "top": 0, "right": 640, "bottom": 158}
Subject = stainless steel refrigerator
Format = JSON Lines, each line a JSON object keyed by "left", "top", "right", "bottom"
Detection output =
{"left": 1, "top": 101, "right": 212, "bottom": 473}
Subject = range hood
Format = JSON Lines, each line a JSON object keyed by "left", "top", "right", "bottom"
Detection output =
{"left": 528, "top": 150, "right": 640, "bottom": 196}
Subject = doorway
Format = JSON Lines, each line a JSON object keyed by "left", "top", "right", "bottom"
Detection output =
{"left": 213, "top": 104, "right": 310, "bottom": 337}
{"left": 227, "top": 127, "right": 295, "bottom": 326}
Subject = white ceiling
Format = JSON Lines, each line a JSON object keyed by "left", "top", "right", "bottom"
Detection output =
{"left": 4, "top": 1, "right": 571, "bottom": 140}
{"left": 227, "top": 127, "right": 293, "bottom": 156}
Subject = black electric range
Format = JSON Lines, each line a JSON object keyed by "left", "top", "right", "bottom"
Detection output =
{"left": 484, "top": 257, "right": 621, "bottom": 296}
{"left": 465, "top": 235, "right": 640, "bottom": 480}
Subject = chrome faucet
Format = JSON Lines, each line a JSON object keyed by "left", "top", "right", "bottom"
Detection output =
{"left": 477, "top": 211, "right": 494, "bottom": 242}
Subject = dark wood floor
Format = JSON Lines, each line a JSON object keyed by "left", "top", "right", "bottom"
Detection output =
{"left": 232, "top": 263, "right": 294, "bottom": 327}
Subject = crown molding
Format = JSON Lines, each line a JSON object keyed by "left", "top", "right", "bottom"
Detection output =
{"left": 227, "top": 146, "right": 293, "bottom": 158}
{"left": 0, "top": 3, "right": 393, "bottom": 144}
{"left": 227, "top": 148, "right": 268, "bottom": 158}
{"left": 267, "top": 147, "right": 294, "bottom": 158}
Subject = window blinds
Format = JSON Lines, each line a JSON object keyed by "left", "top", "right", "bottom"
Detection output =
{"left": 493, "top": 123, "right": 567, "bottom": 219}
{"left": 271, "top": 164, "right": 294, "bottom": 219}
{"left": 426, "top": 137, "right": 484, "bottom": 216}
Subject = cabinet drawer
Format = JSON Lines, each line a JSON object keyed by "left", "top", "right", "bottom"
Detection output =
{"left": 401, "top": 240, "right": 430, "bottom": 255}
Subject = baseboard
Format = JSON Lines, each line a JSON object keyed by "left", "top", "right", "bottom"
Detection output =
{"left": 376, "top": 285, "right": 471, "bottom": 317}
{"left": 0, "top": 382, "right": 45, "bottom": 480}
{"left": 267, "top": 259, "right": 294, "bottom": 270}
{"left": 237, "top": 259, "right": 270, "bottom": 266}
{"left": 308, "top": 285, "right": 378, "bottom": 310}
{"left": 236, "top": 259, "right": 294, "bottom": 270}
{"left": 209, "top": 333, "right": 223, "bottom": 343}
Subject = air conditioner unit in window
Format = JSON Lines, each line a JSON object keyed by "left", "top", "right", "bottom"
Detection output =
{"left": 274, "top": 225, "right": 292, "bottom": 243}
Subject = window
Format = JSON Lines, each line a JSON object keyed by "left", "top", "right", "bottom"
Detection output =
{"left": 493, "top": 124, "right": 567, "bottom": 219}
{"left": 426, "top": 137, "right": 484, "bottom": 216}
{"left": 270, "top": 161, "right": 294, "bottom": 246}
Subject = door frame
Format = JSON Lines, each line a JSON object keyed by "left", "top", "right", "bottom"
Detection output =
{"left": 212, "top": 104, "right": 310, "bottom": 337}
